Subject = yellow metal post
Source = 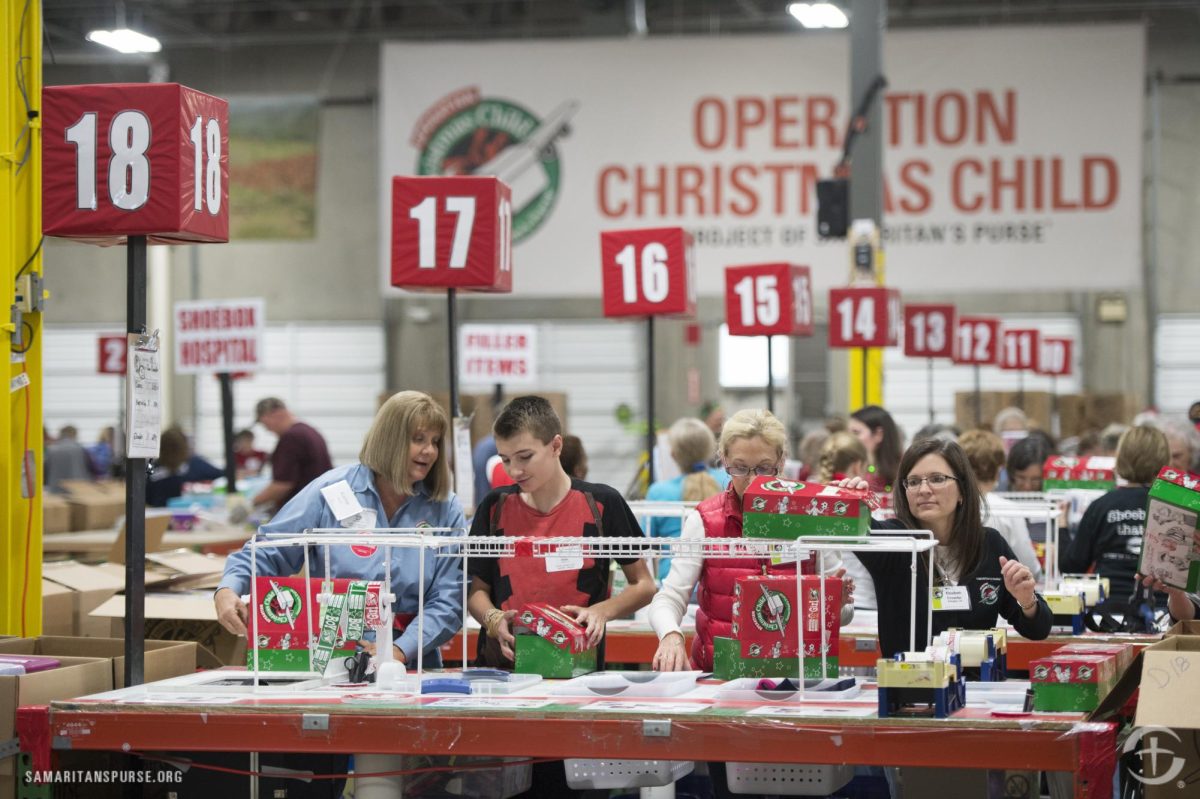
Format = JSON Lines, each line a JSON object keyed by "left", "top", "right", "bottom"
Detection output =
{"left": 2, "top": 0, "right": 44, "bottom": 636}
{"left": 846, "top": 223, "right": 885, "bottom": 412}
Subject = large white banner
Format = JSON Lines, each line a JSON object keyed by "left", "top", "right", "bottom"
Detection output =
{"left": 380, "top": 25, "right": 1144, "bottom": 298}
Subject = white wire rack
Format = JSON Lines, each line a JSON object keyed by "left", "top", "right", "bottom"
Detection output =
{"left": 983, "top": 500, "right": 1064, "bottom": 585}
{"left": 249, "top": 527, "right": 938, "bottom": 696}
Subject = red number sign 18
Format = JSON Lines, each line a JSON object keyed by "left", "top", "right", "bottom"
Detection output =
{"left": 724, "top": 263, "right": 814, "bottom": 337}
{"left": 97, "top": 334, "right": 127, "bottom": 375}
{"left": 1001, "top": 328, "right": 1041, "bottom": 371}
{"left": 1037, "top": 337, "right": 1074, "bottom": 377}
{"left": 600, "top": 227, "right": 695, "bottom": 318}
{"left": 903, "top": 304, "right": 956, "bottom": 359}
{"left": 953, "top": 317, "right": 1000, "bottom": 365}
{"left": 42, "top": 83, "right": 229, "bottom": 244}
{"left": 827, "top": 287, "right": 900, "bottom": 349}
{"left": 391, "top": 176, "right": 513, "bottom": 292}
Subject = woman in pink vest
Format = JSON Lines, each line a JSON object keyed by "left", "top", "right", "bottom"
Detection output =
{"left": 649, "top": 408, "right": 854, "bottom": 672}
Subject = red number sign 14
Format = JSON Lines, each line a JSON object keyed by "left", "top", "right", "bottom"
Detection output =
{"left": 827, "top": 287, "right": 900, "bottom": 349}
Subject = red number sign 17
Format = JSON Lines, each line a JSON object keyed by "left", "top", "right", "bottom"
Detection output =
{"left": 600, "top": 227, "right": 695, "bottom": 318}
{"left": 391, "top": 176, "right": 513, "bottom": 292}
{"left": 1001, "top": 328, "right": 1041, "bottom": 371}
{"left": 724, "top": 263, "right": 814, "bottom": 337}
{"left": 1037, "top": 337, "right": 1074, "bottom": 377}
{"left": 827, "top": 287, "right": 900, "bottom": 349}
{"left": 903, "top": 304, "right": 956, "bottom": 359}
{"left": 953, "top": 317, "right": 1000, "bottom": 366}
{"left": 97, "top": 334, "right": 127, "bottom": 375}
{"left": 42, "top": 83, "right": 229, "bottom": 244}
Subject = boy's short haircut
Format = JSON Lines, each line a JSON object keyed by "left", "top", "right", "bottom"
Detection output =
{"left": 494, "top": 395, "right": 561, "bottom": 444}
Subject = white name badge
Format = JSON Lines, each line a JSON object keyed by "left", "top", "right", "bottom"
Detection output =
{"left": 931, "top": 585, "right": 971, "bottom": 612}
{"left": 344, "top": 509, "right": 378, "bottom": 531}
{"left": 545, "top": 544, "right": 584, "bottom": 573}
{"left": 321, "top": 480, "right": 365, "bottom": 522}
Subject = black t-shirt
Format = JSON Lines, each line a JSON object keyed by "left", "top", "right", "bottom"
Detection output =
{"left": 1062, "top": 486, "right": 1150, "bottom": 603}
{"left": 857, "top": 518, "right": 1053, "bottom": 658}
{"left": 271, "top": 422, "right": 333, "bottom": 508}
{"left": 468, "top": 479, "right": 643, "bottom": 667}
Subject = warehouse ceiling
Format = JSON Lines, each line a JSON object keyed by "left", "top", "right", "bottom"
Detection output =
{"left": 39, "top": 0, "right": 1200, "bottom": 53}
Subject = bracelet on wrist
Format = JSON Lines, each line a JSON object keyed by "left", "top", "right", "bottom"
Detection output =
{"left": 1018, "top": 595, "right": 1039, "bottom": 611}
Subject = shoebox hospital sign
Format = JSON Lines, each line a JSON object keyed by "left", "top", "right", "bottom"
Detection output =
{"left": 458, "top": 323, "right": 537, "bottom": 387}
{"left": 381, "top": 25, "right": 1142, "bottom": 297}
{"left": 174, "top": 298, "right": 265, "bottom": 374}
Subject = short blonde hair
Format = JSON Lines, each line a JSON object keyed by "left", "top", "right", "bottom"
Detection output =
{"left": 1115, "top": 424, "right": 1170, "bottom": 485}
{"left": 360, "top": 391, "right": 451, "bottom": 501}
{"left": 718, "top": 409, "right": 787, "bottom": 464}
{"left": 958, "top": 429, "right": 1007, "bottom": 484}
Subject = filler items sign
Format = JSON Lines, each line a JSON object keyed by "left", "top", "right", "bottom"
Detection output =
{"left": 174, "top": 298, "right": 265, "bottom": 374}
{"left": 459, "top": 324, "right": 537, "bottom": 387}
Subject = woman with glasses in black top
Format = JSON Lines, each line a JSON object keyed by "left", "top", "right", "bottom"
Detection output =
{"left": 836, "top": 437, "right": 1052, "bottom": 658}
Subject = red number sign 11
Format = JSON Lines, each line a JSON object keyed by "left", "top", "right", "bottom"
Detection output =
{"left": 903, "top": 304, "right": 956, "bottom": 359}
{"left": 1001, "top": 328, "right": 1041, "bottom": 371}
{"left": 724, "top": 263, "right": 813, "bottom": 337}
{"left": 953, "top": 317, "right": 1000, "bottom": 366}
{"left": 600, "top": 227, "right": 695, "bottom": 318}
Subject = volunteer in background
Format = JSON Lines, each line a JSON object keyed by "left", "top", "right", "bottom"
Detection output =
{"left": 44, "top": 424, "right": 92, "bottom": 491}
{"left": 252, "top": 396, "right": 334, "bottom": 512}
{"left": 233, "top": 428, "right": 269, "bottom": 478}
{"left": 1141, "top": 575, "right": 1199, "bottom": 622}
{"left": 1005, "top": 434, "right": 1055, "bottom": 492}
{"left": 835, "top": 438, "right": 1052, "bottom": 658}
{"left": 214, "top": 391, "right": 466, "bottom": 667}
{"left": 558, "top": 434, "right": 589, "bottom": 479}
{"left": 467, "top": 396, "right": 655, "bottom": 799}
{"left": 147, "top": 426, "right": 225, "bottom": 507}
{"left": 1063, "top": 425, "right": 1170, "bottom": 603}
{"left": 1160, "top": 417, "right": 1199, "bottom": 473}
{"left": 816, "top": 431, "right": 878, "bottom": 610}
{"left": 959, "top": 430, "right": 1043, "bottom": 580}
{"left": 644, "top": 417, "right": 730, "bottom": 580}
{"left": 848, "top": 405, "right": 903, "bottom": 494}
{"left": 649, "top": 408, "right": 855, "bottom": 672}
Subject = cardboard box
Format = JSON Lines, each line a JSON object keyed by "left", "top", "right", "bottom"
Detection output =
{"left": 143, "top": 549, "right": 228, "bottom": 590}
{"left": 732, "top": 574, "right": 842, "bottom": 660}
{"left": 1134, "top": 636, "right": 1200, "bottom": 798}
{"left": 1138, "top": 467, "right": 1200, "bottom": 591}
{"left": 41, "top": 579, "right": 74, "bottom": 636}
{"left": 1084, "top": 393, "right": 1142, "bottom": 431}
{"left": 90, "top": 591, "right": 246, "bottom": 666}
{"left": 59, "top": 479, "right": 125, "bottom": 531}
{"left": 1167, "top": 620, "right": 1200, "bottom": 637}
{"left": 955, "top": 391, "right": 1009, "bottom": 432}
{"left": 1057, "top": 394, "right": 1088, "bottom": 438}
{"left": 1030, "top": 653, "right": 1118, "bottom": 711}
{"left": 105, "top": 513, "right": 171, "bottom": 563}
{"left": 0, "top": 636, "right": 196, "bottom": 690}
{"left": 513, "top": 603, "right": 595, "bottom": 678}
{"left": 0, "top": 653, "right": 111, "bottom": 799}
{"left": 41, "top": 560, "right": 125, "bottom": 637}
{"left": 42, "top": 494, "right": 71, "bottom": 534}
{"left": 741, "top": 477, "right": 870, "bottom": 539}
{"left": 432, "top": 391, "right": 569, "bottom": 449}
{"left": 1042, "top": 455, "right": 1116, "bottom": 491}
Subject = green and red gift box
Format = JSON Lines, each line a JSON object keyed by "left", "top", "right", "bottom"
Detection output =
{"left": 513, "top": 603, "right": 596, "bottom": 678}
{"left": 742, "top": 477, "right": 871, "bottom": 539}
{"left": 1030, "top": 652, "right": 1118, "bottom": 711}
{"left": 248, "top": 576, "right": 371, "bottom": 671}
{"left": 1042, "top": 456, "right": 1116, "bottom": 490}
{"left": 1137, "top": 466, "right": 1200, "bottom": 591}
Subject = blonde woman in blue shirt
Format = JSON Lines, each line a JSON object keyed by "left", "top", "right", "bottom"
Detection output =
{"left": 214, "top": 390, "right": 466, "bottom": 667}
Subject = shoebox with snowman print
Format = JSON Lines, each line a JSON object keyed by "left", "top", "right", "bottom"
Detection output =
{"left": 1137, "top": 466, "right": 1200, "bottom": 591}
{"left": 741, "top": 477, "right": 872, "bottom": 539}
{"left": 247, "top": 577, "right": 385, "bottom": 673}
{"left": 1029, "top": 651, "right": 1119, "bottom": 712}
{"left": 1041, "top": 455, "right": 1116, "bottom": 490}
{"left": 513, "top": 603, "right": 596, "bottom": 679}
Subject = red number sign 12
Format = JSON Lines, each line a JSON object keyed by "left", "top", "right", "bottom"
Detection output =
{"left": 724, "top": 263, "right": 813, "bottom": 337}
{"left": 1037, "top": 337, "right": 1074, "bottom": 377}
{"left": 600, "top": 227, "right": 695, "bottom": 318}
{"left": 97, "top": 334, "right": 127, "bottom": 375}
{"left": 1001, "top": 328, "right": 1041, "bottom": 371}
{"left": 42, "top": 83, "right": 229, "bottom": 244}
{"left": 903, "top": 304, "right": 956, "bottom": 359}
{"left": 827, "top": 287, "right": 900, "bottom": 348}
{"left": 953, "top": 317, "right": 1000, "bottom": 366}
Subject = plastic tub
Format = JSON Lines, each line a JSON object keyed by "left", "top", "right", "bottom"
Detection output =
{"left": 726, "top": 762, "right": 854, "bottom": 796}
{"left": 715, "top": 676, "right": 861, "bottom": 703}
{"left": 565, "top": 758, "right": 694, "bottom": 789}
{"left": 550, "top": 670, "right": 702, "bottom": 698}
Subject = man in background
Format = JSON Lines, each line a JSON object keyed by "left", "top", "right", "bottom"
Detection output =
{"left": 45, "top": 425, "right": 93, "bottom": 491}
{"left": 252, "top": 397, "right": 332, "bottom": 512}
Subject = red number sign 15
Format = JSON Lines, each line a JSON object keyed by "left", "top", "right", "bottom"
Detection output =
{"left": 724, "top": 263, "right": 813, "bottom": 337}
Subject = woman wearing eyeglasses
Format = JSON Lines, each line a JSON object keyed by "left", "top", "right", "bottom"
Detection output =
{"left": 837, "top": 437, "right": 1052, "bottom": 658}
{"left": 649, "top": 408, "right": 854, "bottom": 673}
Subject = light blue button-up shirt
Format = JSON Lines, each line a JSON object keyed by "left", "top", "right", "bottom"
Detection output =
{"left": 218, "top": 463, "right": 467, "bottom": 665}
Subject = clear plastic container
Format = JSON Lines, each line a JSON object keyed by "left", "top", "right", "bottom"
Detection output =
{"left": 549, "top": 670, "right": 702, "bottom": 698}
{"left": 564, "top": 758, "right": 694, "bottom": 789}
{"left": 400, "top": 755, "right": 532, "bottom": 799}
{"left": 715, "top": 676, "right": 862, "bottom": 703}
{"left": 726, "top": 762, "right": 854, "bottom": 796}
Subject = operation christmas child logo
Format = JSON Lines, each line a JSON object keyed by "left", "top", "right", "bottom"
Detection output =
{"left": 752, "top": 589, "right": 792, "bottom": 634}
{"left": 261, "top": 583, "right": 302, "bottom": 625}
{"left": 410, "top": 87, "right": 577, "bottom": 242}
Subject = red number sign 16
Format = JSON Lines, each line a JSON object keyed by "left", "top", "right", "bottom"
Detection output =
{"left": 600, "top": 227, "right": 695, "bottom": 318}
{"left": 1001, "top": 328, "right": 1040, "bottom": 371}
{"left": 953, "top": 317, "right": 1000, "bottom": 365}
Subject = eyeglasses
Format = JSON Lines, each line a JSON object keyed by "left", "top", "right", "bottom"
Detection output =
{"left": 725, "top": 464, "right": 780, "bottom": 478}
{"left": 902, "top": 474, "right": 958, "bottom": 491}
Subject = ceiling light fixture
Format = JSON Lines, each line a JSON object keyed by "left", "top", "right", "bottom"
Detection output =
{"left": 85, "top": 27, "right": 162, "bottom": 54}
{"left": 787, "top": 3, "right": 849, "bottom": 29}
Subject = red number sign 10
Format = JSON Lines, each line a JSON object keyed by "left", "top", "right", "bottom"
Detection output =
{"left": 42, "top": 83, "right": 229, "bottom": 244}
{"left": 953, "top": 317, "right": 1001, "bottom": 365}
{"left": 724, "top": 263, "right": 813, "bottom": 337}
{"left": 827, "top": 287, "right": 900, "bottom": 349}
{"left": 97, "top": 335, "right": 127, "bottom": 375}
{"left": 1037, "top": 337, "right": 1074, "bottom": 377}
{"left": 1001, "top": 328, "right": 1041, "bottom": 371}
{"left": 903, "top": 304, "right": 956, "bottom": 359}
{"left": 600, "top": 227, "right": 695, "bottom": 318}
{"left": 391, "top": 176, "right": 513, "bottom": 292}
